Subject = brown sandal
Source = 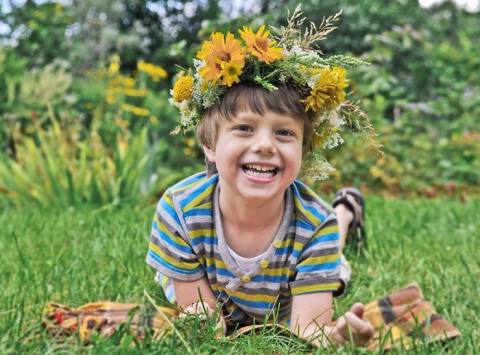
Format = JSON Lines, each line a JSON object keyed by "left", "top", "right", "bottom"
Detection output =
{"left": 332, "top": 187, "right": 366, "bottom": 252}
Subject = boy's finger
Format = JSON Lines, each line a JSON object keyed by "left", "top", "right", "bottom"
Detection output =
{"left": 349, "top": 302, "right": 365, "bottom": 319}
{"left": 344, "top": 312, "right": 362, "bottom": 332}
{"left": 344, "top": 311, "right": 374, "bottom": 343}
{"left": 331, "top": 315, "right": 349, "bottom": 343}
{"left": 345, "top": 311, "right": 371, "bottom": 331}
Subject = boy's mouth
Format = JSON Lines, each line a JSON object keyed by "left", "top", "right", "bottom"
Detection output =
{"left": 242, "top": 164, "right": 277, "bottom": 178}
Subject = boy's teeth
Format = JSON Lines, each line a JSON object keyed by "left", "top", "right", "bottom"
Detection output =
{"left": 243, "top": 164, "right": 277, "bottom": 178}
{"left": 245, "top": 169, "right": 275, "bottom": 178}
{"left": 245, "top": 164, "right": 275, "bottom": 172}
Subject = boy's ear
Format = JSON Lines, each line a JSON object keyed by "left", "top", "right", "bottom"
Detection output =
{"left": 202, "top": 144, "right": 216, "bottom": 163}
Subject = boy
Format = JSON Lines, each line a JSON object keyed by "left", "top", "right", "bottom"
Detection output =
{"left": 147, "top": 10, "right": 374, "bottom": 347}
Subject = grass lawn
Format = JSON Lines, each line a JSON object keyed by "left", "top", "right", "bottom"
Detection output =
{"left": 0, "top": 196, "right": 478, "bottom": 353}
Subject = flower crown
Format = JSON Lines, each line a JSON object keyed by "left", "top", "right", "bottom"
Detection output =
{"left": 170, "top": 6, "right": 373, "bottom": 180}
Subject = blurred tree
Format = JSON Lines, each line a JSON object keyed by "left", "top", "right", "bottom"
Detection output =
{"left": 119, "top": 0, "right": 223, "bottom": 84}
{"left": 0, "top": 0, "right": 144, "bottom": 74}
{"left": 0, "top": 0, "right": 74, "bottom": 68}
{"left": 0, "top": 0, "right": 273, "bottom": 76}
{"left": 264, "top": 0, "right": 429, "bottom": 56}
{"left": 65, "top": 0, "right": 145, "bottom": 76}
{"left": 423, "top": 7, "right": 480, "bottom": 128}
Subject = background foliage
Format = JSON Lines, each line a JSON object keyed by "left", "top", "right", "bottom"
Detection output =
{"left": 1, "top": 0, "right": 479, "bottom": 207}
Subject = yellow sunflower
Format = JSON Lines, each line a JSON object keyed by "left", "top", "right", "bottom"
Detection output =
{"left": 301, "top": 67, "right": 350, "bottom": 111}
{"left": 221, "top": 61, "right": 243, "bottom": 87}
{"left": 238, "top": 25, "right": 284, "bottom": 64}
{"left": 197, "top": 32, "right": 245, "bottom": 83}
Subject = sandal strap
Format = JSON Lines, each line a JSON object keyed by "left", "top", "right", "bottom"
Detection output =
{"left": 332, "top": 187, "right": 365, "bottom": 234}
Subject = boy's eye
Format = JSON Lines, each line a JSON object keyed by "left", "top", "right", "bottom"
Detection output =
{"left": 236, "top": 125, "right": 252, "bottom": 132}
{"left": 277, "top": 129, "right": 293, "bottom": 137}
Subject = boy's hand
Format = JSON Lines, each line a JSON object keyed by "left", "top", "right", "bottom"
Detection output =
{"left": 329, "top": 302, "right": 374, "bottom": 346}
{"left": 181, "top": 301, "right": 226, "bottom": 338}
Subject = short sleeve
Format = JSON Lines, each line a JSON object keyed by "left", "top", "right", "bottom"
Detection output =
{"left": 289, "top": 213, "right": 343, "bottom": 296}
{"left": 146, "top": 191, "right": 206, "bottom": 281}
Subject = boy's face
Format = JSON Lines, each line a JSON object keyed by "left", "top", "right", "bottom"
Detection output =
{"left": 203, "top": 109, "right": 304, "bottom": 204}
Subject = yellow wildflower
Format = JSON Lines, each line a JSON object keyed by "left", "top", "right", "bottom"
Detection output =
{"left": 123, "top": 88, "right": 148, "bottom": 97}
{"left": 108, "top": 55, "right": 121, "bottom": 77}
{"left": 121, "top": 104, "right": 150, "bottom": 116}
{"left": 331, "top": 66, "right": 349, "bottom": 104}
{"left": 197, "top": 32, "right": 245, "bottom": 83}
{"left": 238, "top": 25, "right": 284, "bottom": 64}
{"left": 121, "top": 103, "right": 134, "bottom": 111}
{"left": 173, "top": 76, "right": 194, "bottom": 103}
{"left": 137, "top": 60, "right": 168, "bottom": 81}
{"left": 301, "top": 66, "right": 349, "bottom": 111}
{"left": 221, "top": 61, "right": 243, "bottom": 87}
{"left": 132, "top": 107, "right": 150, "bottom": 116}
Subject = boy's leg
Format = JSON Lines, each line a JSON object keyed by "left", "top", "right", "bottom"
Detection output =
{"left": 334, "top": 203, "right": 354, "bottom": 291}
{"left": 335, "top": 204, "right": 354, "bottom": 251}
{"left": 332, "top": 188, "right": 366, "bottom": 293}
{"left": 332, "top": 187, "right": 366, "bottom": 253}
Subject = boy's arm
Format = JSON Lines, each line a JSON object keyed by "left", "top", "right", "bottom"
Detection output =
{"left": 290, "top": 292, "right": 374, "bottom": 347}
{"left": 173, "top": 277, "right": 226, "bottom": 336}
{"left": 172, "top": 277, "right": 218, "bottom": 309}
{"left": 290, "top": 291, "right": 334, "bottom": 345}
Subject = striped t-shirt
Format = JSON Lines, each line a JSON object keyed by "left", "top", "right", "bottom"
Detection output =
{"left": 146, "top": 172, "right": 342, "bottom": 327}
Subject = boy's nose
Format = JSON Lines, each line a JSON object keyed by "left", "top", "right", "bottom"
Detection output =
{"left": 251, "top": 131, "right": 276, "bottom": 154}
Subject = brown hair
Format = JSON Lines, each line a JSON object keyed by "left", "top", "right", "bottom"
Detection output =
{"left": 197, "top": 82, "right": 313, "bottom": 175}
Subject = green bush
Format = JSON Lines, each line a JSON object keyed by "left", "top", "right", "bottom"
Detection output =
{"left": 0, "top": 118, "right": 152, "bottom": 208}
{"left": 315, "top": 124, "right": 480, "bottom": 199}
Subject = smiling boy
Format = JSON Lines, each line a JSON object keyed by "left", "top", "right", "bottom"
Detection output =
{"left": 146, "top": 9, "right": 374, "bottom": 348}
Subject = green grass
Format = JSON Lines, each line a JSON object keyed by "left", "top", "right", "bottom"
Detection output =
{"left": 0, "top": 197, "right": 479, "bottom": 353}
